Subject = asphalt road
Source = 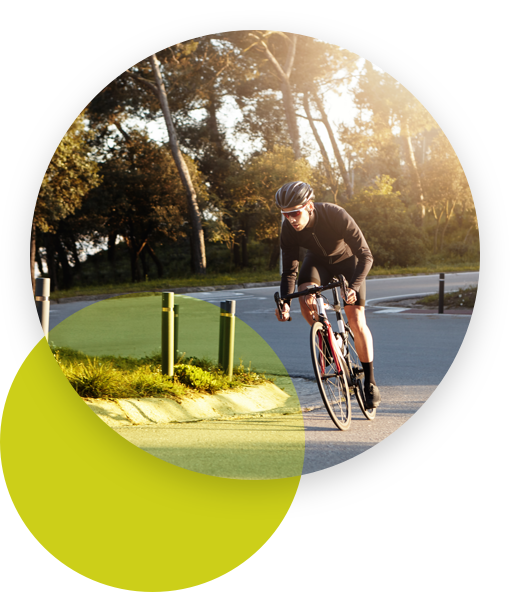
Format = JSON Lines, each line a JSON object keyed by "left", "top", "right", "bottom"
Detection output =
{"left": 49, "top": 272, "right": 477, "bottom": 475}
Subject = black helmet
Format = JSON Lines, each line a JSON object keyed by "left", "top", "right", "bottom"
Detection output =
{"left": 275, "top": 181, "right": 314, "bottom": 209}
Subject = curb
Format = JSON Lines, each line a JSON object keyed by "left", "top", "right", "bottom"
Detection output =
{"left": 84, "top": 382, "right": 301, "bottom": 428}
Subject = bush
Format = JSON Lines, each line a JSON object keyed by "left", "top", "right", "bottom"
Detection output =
{"left": 346, "top": 175, "right": 427, "bottom": 268}
{"left": 173, "top": 364, "right": 221, "bottom": 392}
{"left": 51, "top": 347, "right": 268, "bottom": 399}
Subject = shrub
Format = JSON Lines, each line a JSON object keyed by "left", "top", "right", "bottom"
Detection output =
{"left": 173, "top": 364, "right": 221, "bottom": 393}
{"left": 51, "top": 347, "right": 268, "bottom": 399}
{"left": 346, "top": 175, "right": 427, "bottom": 268}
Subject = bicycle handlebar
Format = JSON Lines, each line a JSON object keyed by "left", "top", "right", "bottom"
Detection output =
{"left": 274, "top": 275, "right": 348, "bottom": 322}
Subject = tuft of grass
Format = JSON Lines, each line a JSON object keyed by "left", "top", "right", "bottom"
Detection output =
{"left": 51, "top": 346, "right": 269, "bottom": 400}
{"left": 417, "top": 285, "right": 477, "bottom": 308}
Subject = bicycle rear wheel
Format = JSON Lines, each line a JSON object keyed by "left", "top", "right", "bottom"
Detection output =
{"left": 310, "top": 322, "right": 351, "bottom": 430}
{"left": 346, "top": 329, "right": 376, "bottom": 420}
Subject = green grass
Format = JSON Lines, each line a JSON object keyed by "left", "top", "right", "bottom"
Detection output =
{"left": 52, "top": 346, "right": 269, "bottom": 400}
{"left": 48, "top": 294, "right": 296, "bottom": 395}
{"left": 417, "top": 285, "right": 477, "bottom": 308}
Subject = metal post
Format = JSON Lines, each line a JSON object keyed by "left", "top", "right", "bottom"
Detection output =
{"left": 219, "top": 300, "right": 236, "bottom": 380}
{"left": 218, "top": 303, "right": 225, "bottom": 369}
{"left": 35, "top": 277, "right": 51, "bottom": 340}
{"left": 173, "top": 304, "right": 179, "bottom": 362}
{"left": 438, "top": 273, "right": 445, "bottom": 314}
{"left": 162, "top": 292, "right": 174, "bottom": 376}
{"left": 279, "top": 213, "right": 284, "bottom": 276}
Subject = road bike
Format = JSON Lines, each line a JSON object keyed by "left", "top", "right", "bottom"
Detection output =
{"left": 275, "top": 275, "right": 376, "bottom": 431}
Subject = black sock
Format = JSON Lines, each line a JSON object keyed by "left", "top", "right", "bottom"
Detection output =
{"left": 362, "top": 362, "right": 376, "bottom": 387}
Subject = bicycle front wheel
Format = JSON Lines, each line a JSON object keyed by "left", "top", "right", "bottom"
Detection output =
{"left": 310, "top": 322, "right": 351, "bottom": 430}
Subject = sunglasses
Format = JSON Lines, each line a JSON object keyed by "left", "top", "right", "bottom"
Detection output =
{"left": 281, "top": 203, "right": 310, "bottom": 219}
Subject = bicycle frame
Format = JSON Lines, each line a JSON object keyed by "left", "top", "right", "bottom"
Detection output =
{"left": 314, "top": 292, "right": 345, "bottom": 377}
{"left": 274, "top": 275, "right": 376, "bottom": 426}
{"left": 275, "top": 276, "right": 355, "bottom": 384}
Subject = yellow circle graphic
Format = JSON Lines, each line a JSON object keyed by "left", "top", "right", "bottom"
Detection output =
{"left": 1, "top": 339, "right": 301, "bottom": 591}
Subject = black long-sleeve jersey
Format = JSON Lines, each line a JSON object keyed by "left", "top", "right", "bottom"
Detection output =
{"left": 280, "top": 202, "right": 373, "bottom": 298}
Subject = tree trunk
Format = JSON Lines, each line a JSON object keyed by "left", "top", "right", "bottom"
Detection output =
{"left": 57, "top": 240, "right": 73, "bottom": 290}
{"left": 107, "top": 232, "right": 117, "bottom": 265}
{"left": 268, "top": 236, "right": 280, "bottom": 270}
{"left": 260, "top": 35, "right": 301, "bottom": 160}
{"left": 402, "top": 120, "right": 425, "bottom": 219}
{"left": 30, "top": 221, "right": 37, "bottom": 294}
{"left": 439, "top": 199, "right": 457, "bottom": 252}
{"left": 280, "top": 81, "right": 301, "bottom": 160}
{"left": 147, "top": 243, "right": 164, "bottom": 278}
{"left": 149, "top": 55, "right": 207, "bottom": 275}
{"left": 303, "top": 92, "right": 336, "bottom": 191}
{"left": 45, "top": 234, "right": 59, "bottom": 291}
{"left": 312, "top": 90, "right": 353, "bottom": 200}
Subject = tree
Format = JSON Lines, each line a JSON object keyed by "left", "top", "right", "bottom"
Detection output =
{"left": 346, "top": 175, "right": 426, "bottom": 267}
{"left": 33, "top": 113, "right": 101, "bottom": 291}
{"left": 290, "top": 36, "right": 358, "bottom": 200}
{"left": 83, "top": 129, "right": 203, "bottom": 282}
{"left": 242, "top": 31, "right": 302, "bottom": 159}
{"left": 226, "top": 145, "right": 314, "bottom": 268}
{"left": 347, "top": 62, "right": 438, "bottom": 217}
{"left": 125, "top": 55, "right": 207, "bottom": 274}
{"left": 421, "top": 132, "right": 474, "bottom": 252}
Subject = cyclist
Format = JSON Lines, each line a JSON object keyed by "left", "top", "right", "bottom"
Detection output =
{"left": 274, "top": 181, "right": 381, "bottom": 409}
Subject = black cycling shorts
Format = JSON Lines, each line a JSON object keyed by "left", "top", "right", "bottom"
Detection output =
{"left": 297, "top": 252, "right": 367, "bottom": 306}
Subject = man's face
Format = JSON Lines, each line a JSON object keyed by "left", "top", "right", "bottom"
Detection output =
{"left": 281, "top": 202, "right": 313, "bottom": 231}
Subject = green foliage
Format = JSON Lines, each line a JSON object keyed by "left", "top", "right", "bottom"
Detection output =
{"left": 173, "top": 364, "right": 220, "bottom": 392}
{"left": 36, "top": 32, "right": 479, "bottom": 292}
{"left": 35, "top": 113, "right": 102, "bottom": 233}
{"left": 346, "top": 175, "right": 426, "bottom": 267}
{"left": 417, "top": 285, "right": 477, "bottom": 309}
{"left": 227, "top": 145, "right": 314, "bottom": 242}
{"left": 52, "top": 347, "right": 268, "bottom": 400}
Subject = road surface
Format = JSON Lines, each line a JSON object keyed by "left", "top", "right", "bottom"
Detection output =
{"left": 49, "top": 272, "right": 477, "bottom": 475}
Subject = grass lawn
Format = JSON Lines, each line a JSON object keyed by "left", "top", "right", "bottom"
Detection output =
{"left": 49, "top": 293, "right": 294, "bottom": 393}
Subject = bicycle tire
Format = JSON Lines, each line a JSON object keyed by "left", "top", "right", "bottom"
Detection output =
{"left": 346, "top": 330, "right": 376, "bottom": 420}
{"left": 310, "top": 322, "right": 351, "bottom": 430}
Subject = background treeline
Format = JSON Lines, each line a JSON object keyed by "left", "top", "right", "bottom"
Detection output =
{"left": 31, "top": 31, "right": 479, "bottom": 292}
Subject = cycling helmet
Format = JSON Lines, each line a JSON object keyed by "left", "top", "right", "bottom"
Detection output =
{"left": 275, "top": 181, "right": 314, "bottom": 209}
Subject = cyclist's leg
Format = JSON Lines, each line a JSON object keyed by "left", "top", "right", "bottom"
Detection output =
{"left": 344, "top": 305, "right": 373, "bottom": 363}
{"left": 331, "top": 256, "right": 371, "bottom": 361}
{"left": 344, "top": 304, "right": 380, "bottom": 408}
{"left": 297, "top": 252, "right": 332, "bottom": 327}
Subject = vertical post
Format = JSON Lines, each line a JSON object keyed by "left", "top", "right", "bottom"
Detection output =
{"left": 35, "top": 277, "right": 50, "bottom": 340}
{"left": 173, "top": 304, "right": 179, "bottom": 362}
{"left": 219, "top": 300, "right": 236, "bottom": 380}
{"left": 218, "top": 302, "right": 226, "bottom": 369}
{"left": 162, "top": 292, "right": 174, "bottom": 376}
{"left": 438, "top": 273, "right": 445, "bottom": 314}
{"left": 279, "top": 213, "right": 284, "bottom": 276}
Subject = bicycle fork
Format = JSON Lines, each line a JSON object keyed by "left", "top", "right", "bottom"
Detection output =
{"left": 316, "top": 294, "right": 345, "bottom": 376}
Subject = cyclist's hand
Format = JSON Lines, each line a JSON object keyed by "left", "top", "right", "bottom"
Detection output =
{"left": 275, "top": 302, "right": 290, "bottom": 321}
{"left": 345, "top": 288, "right": 357, "bottom": 305}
